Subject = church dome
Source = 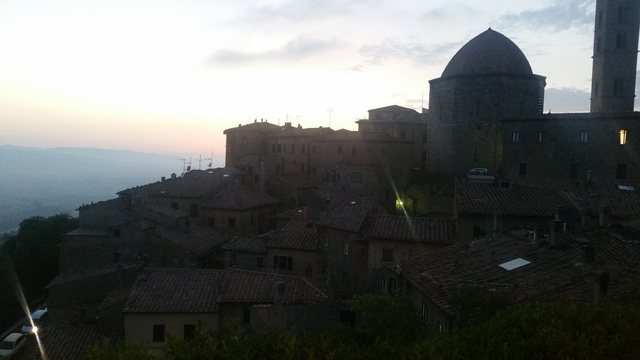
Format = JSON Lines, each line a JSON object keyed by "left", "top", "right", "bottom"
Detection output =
{"left": 441, "top": 28, "right": 533, "bottom": 77}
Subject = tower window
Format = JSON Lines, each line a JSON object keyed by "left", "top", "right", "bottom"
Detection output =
{"left": 511, "top": 132, "right": 520, "bottom": 143}
{"left": 580, "top": 132, "right": 588, "bottom": 143}
{"left": 538, "top": 132, "right": 546, "bottom": 143}
{"left": 570, "top": 163, "right": 578, "bottom": 179}
{"left": 616, "top": 163, "right": 628, "bottom": 179}
{"left": 620, "top": 129, "right": 628, "bottom": 145}
{"left": 519, "top": 163, "right": 527, "bottom": 176}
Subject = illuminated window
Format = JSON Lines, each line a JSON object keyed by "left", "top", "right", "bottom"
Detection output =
{"left": 511, "top": 132, "right": 520, "bottom": 142}
{"left": 343, "top": 241, "right": 349, "bottom": 255}
{"left": 620, "top": 129, "right": 628, "bottom": 145}
{"left": 538, "top": 131, "right": 546, "bottom": 143}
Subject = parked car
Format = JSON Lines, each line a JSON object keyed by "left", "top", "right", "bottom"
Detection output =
{"left": 0, "top": 333, "right": 26, "bottom": 359}
{"left": 467, "top": 167, "right": 488, "bottom": 175}
{"left": 21, "top": 307, "right": 48, "bottom": 334}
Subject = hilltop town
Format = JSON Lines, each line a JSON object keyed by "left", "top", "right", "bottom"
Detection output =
{"left": 5, "top": 0, "right": 640, "bottom": 357}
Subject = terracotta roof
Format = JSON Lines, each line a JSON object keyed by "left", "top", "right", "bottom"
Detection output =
{"left": 397, "top": 230, "right": 640, "bottom": 318}
{"left": 221, "top": 235, "right": 268, "bottom": 253}
{"left": 124, "top": 268, "right": 328, "bottom": 313}
{"left": 269, "top": 216, "right": 319, "bottom": 251}
{"left": 223, "top": 120, "right": 281, "bottom": 134}
{"left": 152, "top": 223, "right": 228, "bottom": 256}
{"left": 455, "top": 177, "right": 574, "bottom": 217}
{"left": 315, "top": 196, "right": 379, "bottom": 232}
{"left": 21, "top": 325, "right": 118, "bottom": 360}
{"left": 202, "top": 186, "right": 282, "bottom": 210}
{"left": 456, "top": 177, "right": 640, "bottom": 220}
{"left": 119, "top": 168, "right": 234, "bottom": 198}
{"left": 368, "top": 215, "right": 455, "bottom": 245}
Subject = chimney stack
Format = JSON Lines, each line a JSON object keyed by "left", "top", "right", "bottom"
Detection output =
{"left": 599, "top": 206, "right": 611, "bottom": 228}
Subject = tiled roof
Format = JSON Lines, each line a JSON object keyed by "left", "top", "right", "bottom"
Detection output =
{"left": 455, "top": 177, "right": 575, "bottom": 217}
{"left": 47, "top": 265, "right": 124, "bottom": 288}
{"left": 217, "top": 268, "right": 328, "bottom": 303}
{"left": 570, "top": 179, "right": 640, "bottom": 218}
{"left": 368, "top": 215, "right": 455, "bottom": 245}
{"left": 222, "top": 235, "right": 268, "bottom": 253}
{"left": 271, "top": 126, "right": 335, "bottom": 138}
{"left": 119, "top": 168, "right": 234, "bottom": 198}
{"left": 21, "top": 325, "right": 118, "bottom": 360}
{"left": 397, "top": 231, "right": 640, "bottom": 318}
{"left": 272, "top": 174, "right": 321, "bottom": 189}
{"left": 64, "top": 228, "right": 107, "bottom": 236}
{"left": 202, "top": 186, "right": 282, "bottom": 210}
{"left": 152, "top": 223, "right": 228, "bottom": 256}
{"left": 124, "top": 268, "right": 328, "bottom": 313}
{"left": 456, "top": 177, "right": 640, "bottom": 219}
{"left": 315, "top": 196, "right": 378, "bottom": 232}
{"left": 269, "top": 216, "right": 319, "bottom": 251}
{"left": 223, "top": 120, "right": 281, "bottom": 134}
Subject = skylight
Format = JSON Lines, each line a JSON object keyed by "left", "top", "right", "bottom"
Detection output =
{"left": 618, "top": 185, "right": 635, "bottom": 191}
{"left": 498, "top": 258, "right": 531, "bottom": 271}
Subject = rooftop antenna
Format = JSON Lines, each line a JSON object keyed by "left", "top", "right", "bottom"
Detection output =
{"left": 327, "top": 108, "right": 334, "bottom": 129}
{"left": 177, "top": 157, "right": 192, "bottom": 175}
{"left": 296, "top": 115, "right": 301, "bottom": 127}
{"left": 196, "top": 154, "right": 209, "bottom": 170}
{"left": 206, "top": 149, "right": 213, "bottom": 169}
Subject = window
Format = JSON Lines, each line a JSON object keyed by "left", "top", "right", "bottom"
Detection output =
{"left": 617, "top": 163, "right": 628, "bottom": 179}
{"left": 153, "top": 324, "right": 165, "bottom": 342}
{"left": 382, "top": 247, "right": 393, "bottom": 261}
{"left": 277, "top": 144, "right": 282, "bottom": 153}
{"left": 291, "top": 144, "right": 295, "bottom": 153}
{"left": 538, "top": 131, "right": 546, "bottom": 143}
{"left": 257, "top": 257, "right": 264, "bottom": 268}
{"left": 229, "top": 253, "right": 236, "bottom": 266}
{"left": 338, "top": 145, "right": 343, "bottom": 153}
{"left": 271, "top": 144, "right": 276, "bottom": 153}
{"left": 519, "top": 163, "right": 527, "bottom": 176}
{"left": 273, "top": 255, "right": 293, "bottom": 270}
{"left": 421, "top": 302, "right": 428, "bottom": 323}
{"left": 380, "top": 278, "right": 387, "bottom": 293}
{"left": 250, "top": 214, "right": 254, "bottom": 225}
{"left": 322, "top": 235, "right": 328, "bottom": 247}
{"left": 207, "top": 217, "right": 215, "bottom": 227}
{"left": 570, "top": 163, "right": 578, "bottom": 179}
{"left": 343, "top": 241, "right": 349, "bottom": 255}
{"left": 511, "top": 132, "right": 520, "bottom": 142}
{"left": 254, "top": 174, "right": 259, "bottom": 183}
{"left": 616, "top": 32, "right": 627, "bottom": 50}
{"left": 350, "top": 172, "right": 363, "bottom": 183}
{"left": 114, "top": 229, "right": 121, "bottom": 237}
{"left": 342, "top": 272, "right": 348, "bottom": 285}
{"left": 400, "top": 130, "right": 406, "bottom": 139}
{"left": 184, "top": 324, "right": 196, "bottom": 341}
{"left": 228, "top": 218, "right": 236, "bottom": 228}
{"left": 243, "top": 306, "right": 251, "bottom": 324}
{"left": 170, "top": 202, "right": 179, "bottom": 210}
{"left": 112, "top": 252, "right": 121, "bottom": 263}
{"left": 422, "top": 132, "right": 428, "bottom": 143}
{"left": 620, "top": 129, "right": 628, "bottom": 145}
{"left": 580, "top": 132, "right": 588, "bottom": 143}
{"left": 421, "top": 151, "right": 427, "bottom": 162}
{"left": 190, "top": 203, "right": 198, "bottom": 217}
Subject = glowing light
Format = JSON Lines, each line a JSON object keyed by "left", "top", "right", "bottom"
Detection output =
{"left": 32, "top": 326, "right": 39, "bottom": 334}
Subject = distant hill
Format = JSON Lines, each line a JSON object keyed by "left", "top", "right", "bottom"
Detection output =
{"left": 0, "top": 145, "right": 190, "bottom": 233}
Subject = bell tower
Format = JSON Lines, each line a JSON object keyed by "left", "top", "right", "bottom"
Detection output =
{"left": 590, "top": 0, "right": 640, "bottom": 113}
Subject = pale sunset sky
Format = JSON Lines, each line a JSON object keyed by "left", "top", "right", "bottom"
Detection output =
{"left": 0, "top": 0, "right": 632, "bottom": 167}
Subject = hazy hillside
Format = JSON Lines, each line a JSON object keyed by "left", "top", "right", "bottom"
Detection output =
{"left": 0, "top": 145, "right": 189, "bottom": 233}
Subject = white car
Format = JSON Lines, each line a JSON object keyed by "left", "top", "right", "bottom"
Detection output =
{"left": 21, "top": 308, "right": 48, "bottom": 335}
{"left": 0, "top": 333, "right": 26, "bottom": 359}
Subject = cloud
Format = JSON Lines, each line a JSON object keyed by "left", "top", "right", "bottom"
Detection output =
{"left": 544, "top": 87, "right": 590, "bottom": 113}
{"left": 357, "top": 39, "right": 462, "bottom": 67}
{"left": 498, "top": 0, "right": 593, "bottom": 32}
{"left": 207, "top": 36, "right": 345, "bottom": 65}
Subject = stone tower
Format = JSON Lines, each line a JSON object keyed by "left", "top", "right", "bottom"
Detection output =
{"left": 590, "top": 0, "right": 640, "bottom": 113}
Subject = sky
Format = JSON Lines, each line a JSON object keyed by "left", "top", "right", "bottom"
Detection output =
{"left": 0, "top": 0, "right": 631, "bottom": 168}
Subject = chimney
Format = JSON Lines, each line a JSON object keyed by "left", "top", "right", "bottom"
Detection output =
{"left": 554, "top": 205, "right": 563, "bottom": 221}
{"left": 492, "top": 211, "right": 502, "bottom": 232}
{"left": 581, "top": 207, "right": 592, "bottom": 230}
{"left": 599, "top": 206, "right": 611, "bottom": 228}
{"left": 550, "top": 220, "right": 564, "bottom": 247}
{"left": 277, "top": 281, "right": 286, "bottom": 301}
{"left": 161, "top": 176, "right": 166, "bottom": 182}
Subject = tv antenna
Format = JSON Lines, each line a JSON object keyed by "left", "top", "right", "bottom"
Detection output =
{"left": 177, "top": 157, "right": 192, "bottom": 175}
{"left": 327, "top": 108, "right": 334, "bottom": 129}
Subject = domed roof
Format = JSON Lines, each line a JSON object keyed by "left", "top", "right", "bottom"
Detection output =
{"left": 441, "top": 28, "right": 533, "bottom": 78}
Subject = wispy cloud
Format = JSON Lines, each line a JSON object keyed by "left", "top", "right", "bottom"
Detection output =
{"left": 544, "top": 87, "right": 590, "bottom": 112}
{"left": 207, "top": 36, "right": 345, "bottom": 65}
{"left": 357, "top": 39, "right": 462, "bottom": 67}
{"left": 498, "top": 0, "right": 593, "bottom": 31}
